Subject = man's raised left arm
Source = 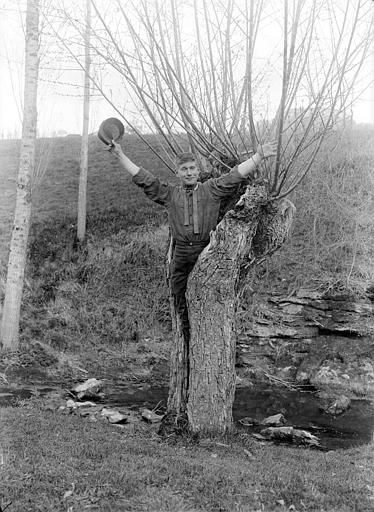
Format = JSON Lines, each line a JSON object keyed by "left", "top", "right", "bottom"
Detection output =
{"left": 207, "top": 140, "right": 278, "bottom": 199}
{"left": 237, "top": 140, "right": 277, "bottom": 179}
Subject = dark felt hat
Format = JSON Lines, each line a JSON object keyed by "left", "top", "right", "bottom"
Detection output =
{"left": 98, "top": 118, "right": 124, "bottom": 145}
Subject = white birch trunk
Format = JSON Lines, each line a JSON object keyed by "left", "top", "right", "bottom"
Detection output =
{"left": 1, "top": 0, "right": 39, "bottom": 350}
{"left": 77, "top": 0, "right": 91, "bottom": 242}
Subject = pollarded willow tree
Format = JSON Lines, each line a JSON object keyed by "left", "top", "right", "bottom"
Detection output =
{"left": 59, "top": 0, "right": 373, "bottom": 433}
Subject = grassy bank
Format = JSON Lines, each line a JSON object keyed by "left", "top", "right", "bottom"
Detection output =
{"left": 1, "top": 400, "right": 374, "bottom": 512}
{"left": 1, "top": 127, "right": 374, "bottom": 382}
{"left": 0, "top": 135, "right": 175, "bottom": 381}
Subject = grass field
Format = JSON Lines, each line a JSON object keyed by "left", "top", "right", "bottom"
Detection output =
{"left": 0, "top": 135, "right": 173, "bottom": 263}
{"left": 1, "top": 399, "right": 374, "bottom": 512}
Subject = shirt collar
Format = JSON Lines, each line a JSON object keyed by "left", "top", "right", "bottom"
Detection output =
{"left": 183, "top": 183, "right": 199, "bottom": 192}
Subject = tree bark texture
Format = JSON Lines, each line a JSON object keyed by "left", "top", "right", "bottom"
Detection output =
{"left": 1, "top": 0, "right": 39, "bottom": 349}
{"left": 166, "top": 240, "right": 189, "bottom": 415}
{"left": 168, "top": 184, "right": 295, "bottom": 433}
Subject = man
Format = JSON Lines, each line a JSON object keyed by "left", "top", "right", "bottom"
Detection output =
{"left": 110, "top": 140, "right": 277, "bottom": 336}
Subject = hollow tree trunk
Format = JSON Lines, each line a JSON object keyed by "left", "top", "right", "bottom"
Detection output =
{"left": 166, "top": 184, "right": 295, "bottom": 434}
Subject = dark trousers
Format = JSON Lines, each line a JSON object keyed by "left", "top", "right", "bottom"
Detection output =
{"left": 170, "top": 242, "right": 207, "bottom": 296}
{"left": 170, "top": 241, "right": 208, "bottom": 339}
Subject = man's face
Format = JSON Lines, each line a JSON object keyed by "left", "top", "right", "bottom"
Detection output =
{"left": 177, "top": 160, "right": 199, "bottom": 187}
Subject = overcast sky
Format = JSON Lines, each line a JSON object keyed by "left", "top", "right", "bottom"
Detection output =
{"left": 0, "top": 0, "right": 373, "bottom": 138}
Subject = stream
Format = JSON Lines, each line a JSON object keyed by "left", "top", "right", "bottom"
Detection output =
{"left": 1, "top": 384, "right": 373, "bottom": 450}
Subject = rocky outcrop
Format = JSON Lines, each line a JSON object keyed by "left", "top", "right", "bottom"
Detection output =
{"left": 237, "top": 288, "right": 374, "bottom": 398}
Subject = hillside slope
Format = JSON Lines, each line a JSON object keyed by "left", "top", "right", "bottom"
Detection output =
{"left": 0, "top": 134, "right": 176, "bottom": 264}
{"left": 0, "top": 127, "right": 373, "bottom": 383}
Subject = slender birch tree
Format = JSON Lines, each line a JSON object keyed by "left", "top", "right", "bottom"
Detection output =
{"left": 1, "top": 0, "right": 40, "bottom": 350}
{"left": 77, "top": 0, "right": 91, "bottom": 242}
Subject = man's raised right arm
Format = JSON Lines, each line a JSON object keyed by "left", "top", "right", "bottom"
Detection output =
{"left": 109, "top": 140, "right": 171, "bottom": 206}
{"left": 110, "top": 140, "right": 140, "bottom": 176}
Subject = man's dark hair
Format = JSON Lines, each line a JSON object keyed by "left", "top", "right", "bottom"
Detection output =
{"left": 175, "top": 152, "right": 196, "bottom": 167}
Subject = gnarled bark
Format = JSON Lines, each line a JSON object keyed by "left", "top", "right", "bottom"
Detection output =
{"left": 165, "top": 237, "right": 189, "bottom": 419}
{"left": 166, "top": 184, "right": 295, "bottom": 434}
{"left": 167, "top": 295, "right": 189, "bottom": 415}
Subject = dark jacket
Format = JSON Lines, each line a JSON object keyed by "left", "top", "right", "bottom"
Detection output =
{"left": 133, "top": 166, "right": 246, "bottom": 243}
